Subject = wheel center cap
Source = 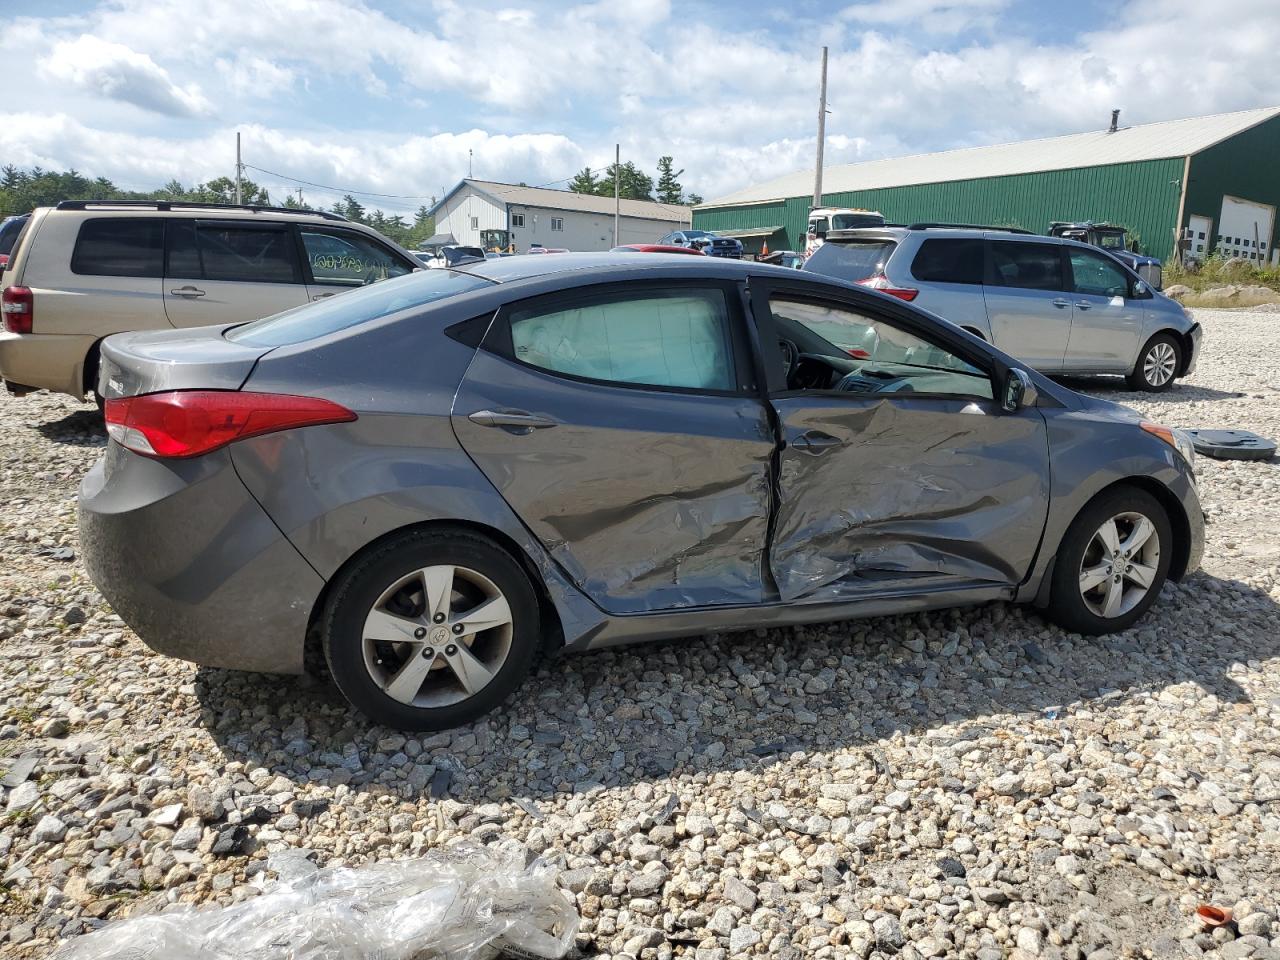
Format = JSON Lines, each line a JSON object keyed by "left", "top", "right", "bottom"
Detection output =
{"left": 430, "top": 626, "right": 450, "bottom": 644}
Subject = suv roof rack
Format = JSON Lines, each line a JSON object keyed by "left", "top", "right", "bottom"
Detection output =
{"left": 907, "top": 222, "right": 1032, "bottom": 234}
{"left": 54, "top": 199, "right": 348, "bottom": 222}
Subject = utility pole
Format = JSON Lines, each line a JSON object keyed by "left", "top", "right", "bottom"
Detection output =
{"left": 296, "top": 187, "right": 304, "bottom": 208}
{"left": 812, "top": 46, "right": 828, "bottom": 212}
{"left": 468, "top": 149, "right": 473, "bottom": 179}
{"left": 234, "top": 131, "right": 243, "bottom": 205}
{"left": 614, "top": 143, "right": 620, "bottom": 246}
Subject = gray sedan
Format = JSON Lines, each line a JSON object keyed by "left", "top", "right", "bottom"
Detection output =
{"left": 79, "top": 254, "right": 1204, "bottom": 730}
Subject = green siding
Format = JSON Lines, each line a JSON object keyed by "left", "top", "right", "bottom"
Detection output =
{"left": 1184, "top": 114, "right": 1280, "bottom": 259}
{"left": 695, "top": 158, "right": 1185, "bottom": 261}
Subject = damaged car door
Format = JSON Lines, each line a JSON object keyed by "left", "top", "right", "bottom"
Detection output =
{"left": 451, "top": 281, "right": 775, "bottom": 615}
{"left": 753, "top": 284, "right": 1051, "bottom": 603}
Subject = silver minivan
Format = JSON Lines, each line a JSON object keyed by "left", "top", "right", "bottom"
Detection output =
{"left": 804, "top": 225, "right": 1200, "bottom": 391}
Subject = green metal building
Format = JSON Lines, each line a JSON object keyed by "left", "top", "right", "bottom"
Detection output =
{"left": 694, "top": 106, "right": 1280, "bottom": 264}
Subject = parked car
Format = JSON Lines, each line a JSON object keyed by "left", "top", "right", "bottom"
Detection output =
{"left": 657, "top": 230, "right": 742, "bottom": 258}
{"left": 0, "top": 200, "right": 418, "bottom": 403}
{"left": 803, "top": 223, "right": 1199, "bottom": 391}
{"left": 525, "top": 247, "right": 569, "bottom": 255}
{"left": 80, "top": 253, "right": 1202, "bottom": 730}
{"left": 0, "top": 214, "right": 30, "bottom": 269}
{"left": 610, "top": 244, "right": 707, "bottom": 255}
{"left": 422, "top": 245, "right": 486, "bottom": 268}
{"left": 1048, "top": 221, "right": 1163, "bottom": 290}
{"left": 759, "top": 249, "right": 805, "bottom": 269}
{"left": 805, "top": 207, "right": 885, "bottom": 257}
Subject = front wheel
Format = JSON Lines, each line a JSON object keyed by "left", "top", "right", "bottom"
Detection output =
{"left": 1127, "top": 334, "right": 1181, "bottom": 392}
{"left": 321, "top": 529, "right": 540, "bottom": 730}
{"left": 1046, "top": 487, "right": 1173, "bottom": 635}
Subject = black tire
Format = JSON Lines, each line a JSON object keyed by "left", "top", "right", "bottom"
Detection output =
{"left": 1045, "top": 486, "right": 1173, "bottom": 635}
{"left": 321, "top": 528, "right": 540, "bottom": 730}
{"left": 1127, "top": 333, "right": 1182, "bottom": 392}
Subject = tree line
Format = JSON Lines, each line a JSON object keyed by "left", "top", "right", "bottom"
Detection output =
{"left": 0, "top": 165, "right": 437, "bottom": 249}
{"left": 568, "top": 156, "right": 702, "bottom": 205}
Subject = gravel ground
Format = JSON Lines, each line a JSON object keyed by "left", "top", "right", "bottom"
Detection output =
{"left": 3, "top": 307, "right": 1280, "bottom": 960}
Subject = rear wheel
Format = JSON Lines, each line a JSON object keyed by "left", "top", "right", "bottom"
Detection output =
{"left": 1046, "top": 487, "right": 1172, "bottom": 635}
{"left": 322, "top": 529, "right": 539, "bottom": 730}
{"left": 1127, "top": 333, "right": 1181, "bottom": 392}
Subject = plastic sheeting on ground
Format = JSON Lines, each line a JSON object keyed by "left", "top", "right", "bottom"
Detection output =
{"left": 52, "top": 842, "right": 579, "bottom": 960}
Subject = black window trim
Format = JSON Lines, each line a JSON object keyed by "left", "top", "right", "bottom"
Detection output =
{"left": 163, "top": 218, "right": 304, "bottom": 285}
{"left": 70, "top": 216, "right": 166, "bottom": 279}
{"left": 292, "top": 224, "right": 416, "bottom": 287}
{"left": 747, "top": 277, "right": 1002, "bottom": 405}
{"left": 482, "top": 278, "right": 757, "bottom": 398}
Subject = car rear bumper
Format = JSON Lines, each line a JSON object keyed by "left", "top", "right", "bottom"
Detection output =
{"left": 0, "top": 331, "right": 95, "bottom": 397}
{"left": 78, "top": 444, "right": 325, "bottom": 675}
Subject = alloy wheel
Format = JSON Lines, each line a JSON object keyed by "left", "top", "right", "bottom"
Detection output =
{"left": 1143, "top": 341, "right": 1177, "bottom": 387}
{"left": 361, "top": 565, "right": 513, "bottom": 708}
{"left": 1077, "top": 512, "right": 1162, "bottom": 619}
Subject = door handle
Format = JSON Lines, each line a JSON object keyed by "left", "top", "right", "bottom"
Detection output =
{"left": 467, "top": 409, "right": 558, "bottom": 433}
{"left": 1074, "top": 301, "right": 1092, "bottom": 310}
{"left": 311, "top": 292, "right": 338, "bottom": 301}
{"left": 169, "top": 286, "right": 205, "bottom": 298}
{"left": 791, "top": 430, "right": 841, "bottom": 454}
{"left": 1051, "top": 298, "right": 1070, "bottom": 308}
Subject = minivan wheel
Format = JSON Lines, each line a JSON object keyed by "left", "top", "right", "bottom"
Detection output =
{"left": 322, "top": 530, "right": 539, "bottom": 730}
{"left": 1046, "top": 487, "right": 1172, "bottom": 635}
{"left": 1128, "top": 334, "right": 1181, "bottom": 392}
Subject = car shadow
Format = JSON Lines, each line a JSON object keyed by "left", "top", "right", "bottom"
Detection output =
{"left": 1054, "top": 376, "right": 1246, "bottom": 405}
{"left": 34, "top": 408, "right": 106, "bottom": 447}
{"left": 194, "top": 570, "right": 1279, "bottom": 807}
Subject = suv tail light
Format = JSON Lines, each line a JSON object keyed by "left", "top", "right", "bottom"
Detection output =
{"left": 105, "top": 390, "right": 356, "bottom": 459}
{"left": 857, "top": 274, "right": 918, "bottom": 301}
{"left": 2, "top": 286, "right": 33, "bottom": 333}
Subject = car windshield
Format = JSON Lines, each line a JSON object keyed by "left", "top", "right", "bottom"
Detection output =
{"left": 1097, "top": 232, "right": 1126, "bottom": 249}
{"left": 803, "top": 239, "right": 897, "bottom": 282}
{"left": 225, "top": 269, "right": 490, "bottom": 347}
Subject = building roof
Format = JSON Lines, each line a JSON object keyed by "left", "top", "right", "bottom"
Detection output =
{"left": 432, "top": 179, "right": 691, "bottom": 222}
{"left": 701, "top": 105, "right": 1280, "bottom": 209}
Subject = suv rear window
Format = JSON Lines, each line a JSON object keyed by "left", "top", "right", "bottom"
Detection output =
{"left": 910, "top": 238, "right": 983, "bottom": 284}
{"left": 226, "top": 269, "right": 490, "bottom": 347}
{"left": 804, "top": 239, "right": 897, "bottom": 282}
{"left": 71, "top": 219, "right": 164, "bottom": 278}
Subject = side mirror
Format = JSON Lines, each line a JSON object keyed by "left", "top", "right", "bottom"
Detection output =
{"left": 1002, "top": 368, "right": 1038, "bottom": 412}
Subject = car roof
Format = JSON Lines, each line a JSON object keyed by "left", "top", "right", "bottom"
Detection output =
{"left": 456, "top": 251, "right": 799, "bottom": 285}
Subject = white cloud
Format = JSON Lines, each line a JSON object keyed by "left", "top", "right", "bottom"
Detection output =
{"left": 37, "top": 35, "right": 211, "bottom": 117}
{"left": 841, "top": 0, "right": 1011, "bottom": 33}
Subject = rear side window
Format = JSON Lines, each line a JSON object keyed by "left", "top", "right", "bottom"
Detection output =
{"left": 71, "top": 219, "right": 164, "bottom": 278}
{"left": 804, "top": 239, "right": 897, "bottom": 282}
{"left": 508, "top": 289, "right": 736, "bottom": 391}
{"left": 226, "top": 269, "right": 490, "bottom": 347}
{"left": 911, "top": 238, "right": 984, "bottom": 284}
{"left": 988, "top": 241, "right": 1064, "bottom": 291}
{"left": 167, "top": 222, "right": 299, "bottom": 284}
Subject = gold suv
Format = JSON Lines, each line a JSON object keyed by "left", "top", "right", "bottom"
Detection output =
{"left": 0, "top": 200, "right": 418, "bottom": 401}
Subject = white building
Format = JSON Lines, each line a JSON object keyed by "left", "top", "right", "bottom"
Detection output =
{"left": 427, "top": 179, "right": 692, "bottom": 253}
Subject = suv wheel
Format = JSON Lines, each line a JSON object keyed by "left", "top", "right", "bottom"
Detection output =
{"left": 1128, "top": 334, "right": 1181, "bottom": 392}
{"left": 322, "top": 529, "right": 539, "bottom": 730}
{"left": 1046, "top": 487, "right": 1172, "bottom": 635}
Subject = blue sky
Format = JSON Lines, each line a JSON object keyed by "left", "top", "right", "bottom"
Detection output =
{"left": 2, "top": 0, "right": 1277, "bottom": 217}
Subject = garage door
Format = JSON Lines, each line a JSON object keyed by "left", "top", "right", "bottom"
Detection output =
{"left": 1216, "top": 195, "right": 1276, "bottom": 264}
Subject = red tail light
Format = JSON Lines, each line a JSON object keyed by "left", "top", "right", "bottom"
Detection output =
{"left": 2, "top": 285, "right": 33, "bottom": 333}
{"left": 0, "top": 254, "right": 9, "bottom": 268}
{"left": 104, "top": 391, "right": 356, "bottom": 459}
{"left": 857, "top": 274, "right": 918, "bottom": 301}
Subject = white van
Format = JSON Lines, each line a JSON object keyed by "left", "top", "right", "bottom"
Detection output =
{"left": 805, "top": 207, "right": 885, "bottom": 257}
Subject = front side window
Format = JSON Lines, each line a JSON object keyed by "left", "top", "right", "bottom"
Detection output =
{"left": 508, "top": 289, "right": 735, "bottom": 391}
{"left": 300, "top": 229, "right": 413, "bottom": 287}
{"left": 910, "top": 238, "right": 983, "bottom": 284}
{"left": 167, "top": 222, "right": 299, "bottom": 283}
{"left": 988, "top": 241, "right": 1063, "bottom": 291}
{"left": 71, "top": 219, "right": 164, "bottom": 278}
{"left": 771, "top": 297, "right": 992, "bottom": 400}
{"left": 1068, "top": 248, "right": 1130, "bottom": 298}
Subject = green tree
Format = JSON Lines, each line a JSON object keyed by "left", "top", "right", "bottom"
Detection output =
{"left": 593, "top": 161, "right": 654, "bottom": 201}
{"left": 655, "top": 156, "right": 685, "bottom": 204}
{"left": 568, "top": 167, "right": 599, "bottom": 195}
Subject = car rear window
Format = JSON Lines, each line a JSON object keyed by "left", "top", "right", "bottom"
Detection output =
{"left": 803, "top": 239, "right": 896, "bottom": 282}
{"left": 910, "top": 238, "right": 984, "bottom": 284}
{"left": 71, "top": 218, "right": 164, "bottom": 278}
{"left": 225, "top": 269, "right": 490, "bottom": 347}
